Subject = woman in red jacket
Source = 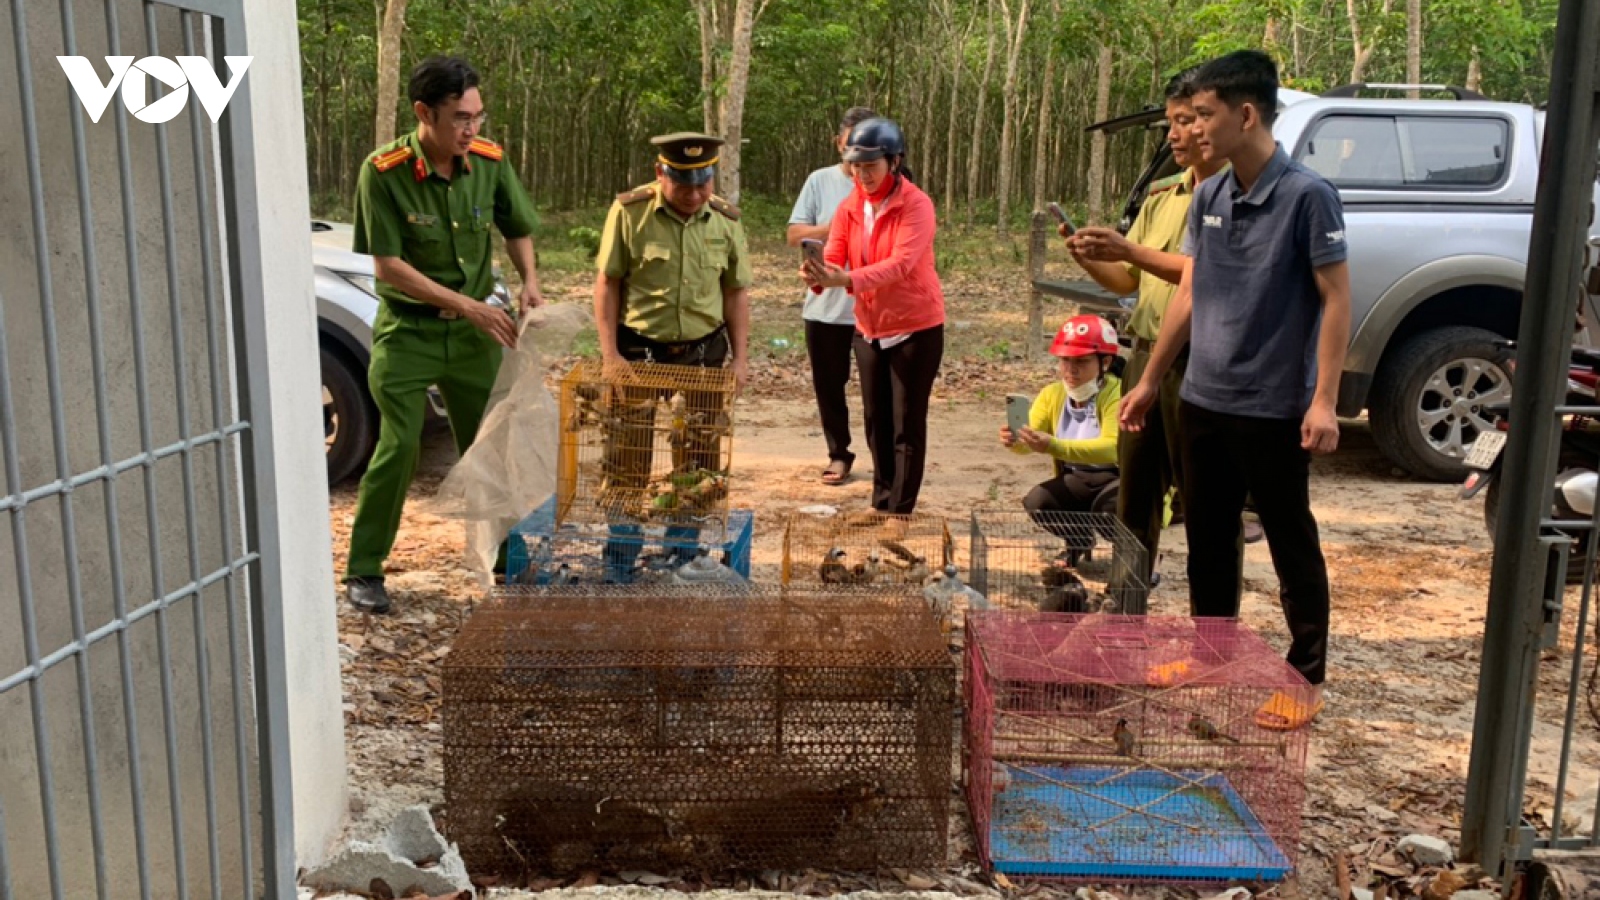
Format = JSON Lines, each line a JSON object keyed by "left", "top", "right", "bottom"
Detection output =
{"left": 802, "top": 117, "right": 946, "bottom": 523}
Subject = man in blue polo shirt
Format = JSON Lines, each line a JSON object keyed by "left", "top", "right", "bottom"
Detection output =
{"left": 1121, "top": 50, "right": 1351, "bottom": 731}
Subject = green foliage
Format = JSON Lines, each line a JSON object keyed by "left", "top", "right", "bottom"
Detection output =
{"left": 568, "top": 226, "right": 603, "bottom": 259}
{"left": 301, "top": 0, "right": 1561, "bottom": 227}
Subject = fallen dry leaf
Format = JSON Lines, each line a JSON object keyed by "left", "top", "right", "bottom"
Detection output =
{"left": 994, "top": 872, "right": 1015, "bottom": 891}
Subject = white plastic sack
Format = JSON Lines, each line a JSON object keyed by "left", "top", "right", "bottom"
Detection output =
{"left": 434, "top": 302, "right": 592, "bottom": 582}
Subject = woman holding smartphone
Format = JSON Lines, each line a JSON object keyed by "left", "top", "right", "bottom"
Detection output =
{"left": 1000, "top": 315, "right": 1123, "bottom": 562}
{"left": 801, "top": 117, "right": 944, "bottom": 536}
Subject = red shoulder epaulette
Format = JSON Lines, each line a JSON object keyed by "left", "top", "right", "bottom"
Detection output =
{"left": 468, "top": 137, "right": 504, "bottom": 161}
{"left": 371, "top": 146, "right": 414, "bottom": 173}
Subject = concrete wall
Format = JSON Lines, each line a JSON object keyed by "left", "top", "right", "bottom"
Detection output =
{"left": 240, "top": 0, "right": 350, "bottom": 872}
{"left": 0, "top": 0, "right": 344, "bottom": 895}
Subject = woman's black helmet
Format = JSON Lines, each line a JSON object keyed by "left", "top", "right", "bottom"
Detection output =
{"left": 843, "top": 117, "right": 906, "bottom": 162}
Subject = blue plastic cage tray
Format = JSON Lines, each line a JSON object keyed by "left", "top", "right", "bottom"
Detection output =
{"left": 988, "top": 766, "right": 1292, "bottom": 882}
{"left": 506, "top": 496, "right": 753, "bottom": 583}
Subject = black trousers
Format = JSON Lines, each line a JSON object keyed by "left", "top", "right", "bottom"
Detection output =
{"left": 805, "top": 320, "right": 859, "bottom": 465}
{"left": 854, "top": 325, "right": 944, "bottom": 514}
{"left": 1179, "top": 400, "right": 1330, "bottom": 685}
{"left": 1024, "top": 466, "right": 1119, "bottom": 549}
{"left": 1116, "top": 345, "right": 1189, "bottom": 583}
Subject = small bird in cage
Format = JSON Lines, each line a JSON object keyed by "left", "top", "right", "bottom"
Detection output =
{"left": 1040, "top": 561, "right": 1088, "bottom": 613}
{"left": 666, "top": 392, "right": 694, "bottom": 473}
{"left": 1113, "top": 718, "right": 1136, "bottom": 756}
{"left": 632, "top": 552, "right": 676, "bottom": 584}
{"left": 903, "top": 556, "right": 932, "bottom": 586}
{"left": 820, "top": 547, "right": 852, "bottom": 584}
{"left": 566, "top": 382, "right": 605, "bottom": 431}
{"left": 1188, "top": 712, "right": 1239, "bottom": 744}
{"left": 672, "top": 546, "right": 744, "bottom": 585}
{"left": 549, "top": 563, "right": 578, "bottom": 586}
{"left": 849, "top": 549, "right": 883, "bottom": 584}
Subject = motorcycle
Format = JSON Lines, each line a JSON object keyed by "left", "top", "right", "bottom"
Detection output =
{"left": 1462, "top": 343, "right": 1600, "bottom": 583}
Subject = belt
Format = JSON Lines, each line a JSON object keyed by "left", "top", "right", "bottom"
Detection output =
{"left": 385, "top": 299, "right": 463, "bottom": 320}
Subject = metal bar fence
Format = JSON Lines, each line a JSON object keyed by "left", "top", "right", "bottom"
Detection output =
{"left": 0, "top": 1, "right": 291, "bottom": 898}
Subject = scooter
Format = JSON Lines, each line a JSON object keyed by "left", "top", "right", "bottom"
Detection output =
{"left": 1462, "top": 344, "right": 1600, "bottom": 582}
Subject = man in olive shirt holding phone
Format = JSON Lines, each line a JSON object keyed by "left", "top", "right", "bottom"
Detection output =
{"left": 1068, "top": 70, "right": 1225, "bottom": 586}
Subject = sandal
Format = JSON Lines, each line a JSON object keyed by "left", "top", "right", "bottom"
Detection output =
{"left": 821, "top": 459, "right": 852, "bottom": 485}
{"left": 1255, "top": 689, "right": 1324, "bottom": 731}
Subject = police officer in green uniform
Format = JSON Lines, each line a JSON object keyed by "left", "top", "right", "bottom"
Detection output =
{"left": 345, "top": 56, "right": 542, "bottom": 613}
{"left": 592, "top": 132, "right": 752, "bottom": 576}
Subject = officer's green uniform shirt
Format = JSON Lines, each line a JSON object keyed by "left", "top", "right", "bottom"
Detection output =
{"left": 597, "top": 183, "right": 752, "bottom": 343}
{"left": 1123, "top": 169, "right": 1198, "bottom": 342}
{"left": 352, "top": 130, "right": 539, "bottom": 307}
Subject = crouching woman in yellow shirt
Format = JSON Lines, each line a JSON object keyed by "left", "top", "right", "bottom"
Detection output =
{"left": 1000, "top": 315, "right": 1122, "bottom": 565}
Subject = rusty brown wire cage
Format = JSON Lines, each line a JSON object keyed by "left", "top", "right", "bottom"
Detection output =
{"left": 970, "top": 510, "right": 1151, "bottom": 616}
{"left": 781, "top": 512, "right": 954, "bottom": 588}
{"left": 556, "top": 360, "right": 737, "bottom": 538}
{"left": 442, "top": 585, "right": 956, "bottom": 877}
{"left": 963, "top": 612, "right": 1309, "bottom": 883}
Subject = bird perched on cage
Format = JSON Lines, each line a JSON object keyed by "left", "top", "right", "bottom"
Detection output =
{"left": 1113, "top": 718, "right": 1136, "bottom": 757}
{"left": 820, "top": 547, "right": 852, "bottom": 584}
{"left": 1188, "top": 712, "right": 1239, "bottom": 743}
{"left": 991, "top": 762, "right": 1012, "bottom": 794}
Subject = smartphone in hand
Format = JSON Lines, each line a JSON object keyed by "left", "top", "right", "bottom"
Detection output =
{"left": 1006, "top": 394, "right": 1033, "bottom": 437}
{"left": 1047, "top": 202, "right": 1076, "bottom": 236}
{"left": 801, "top": 238, "right": 826, "bottom": 268}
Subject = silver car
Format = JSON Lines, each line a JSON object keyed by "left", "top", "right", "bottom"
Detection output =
{"left": 312, "top": 219, "right": 457, "bottom": 484}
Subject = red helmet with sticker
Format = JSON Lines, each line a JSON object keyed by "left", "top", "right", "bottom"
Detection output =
{"left": 1050, "top": 314, "right": 1119, "bottom": 358}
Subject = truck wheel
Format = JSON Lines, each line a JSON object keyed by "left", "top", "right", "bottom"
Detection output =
{"left": 322, "top": 346, "right": 377, "bottom": 485}
{"left": 1371, "top": 326, "right": 1511, "bottom": 482}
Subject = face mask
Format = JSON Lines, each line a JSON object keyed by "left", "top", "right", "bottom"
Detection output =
{"left": 1066, "top": 377, "right": 1100, "bottom": 404}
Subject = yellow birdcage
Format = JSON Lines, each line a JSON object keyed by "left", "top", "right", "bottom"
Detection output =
{"left": 556, "top": 359, "right": 737, "bottom": 537}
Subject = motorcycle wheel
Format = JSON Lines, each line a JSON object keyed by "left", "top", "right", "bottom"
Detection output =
{"left": 1484, "top": 476, "right": 1594, "bottom": 585}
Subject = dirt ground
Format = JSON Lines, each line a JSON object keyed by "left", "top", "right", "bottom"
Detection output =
{"left": 323, "top": 233, "right": 1600, "bottom": 899}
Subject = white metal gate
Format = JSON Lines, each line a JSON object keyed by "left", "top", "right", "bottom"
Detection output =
{"left": 0, "top": 0, "right": 292, "bottom": 898}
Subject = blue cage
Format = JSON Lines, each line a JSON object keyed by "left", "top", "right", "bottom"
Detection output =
{"left": 506, "top": 496, "right": 753, "bottom": 584}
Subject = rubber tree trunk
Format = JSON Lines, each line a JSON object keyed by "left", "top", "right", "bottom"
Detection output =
{"left": 966, "top": 0, "right": 998, "bottom": 223}
{"left": 995, "top": 0, "right": 1033, "bottom": 235}
{"left": 717, "top": 0, "right": 757, "bottom": 204}
{"left": 374, "top": 0, "right": 410, "bottom": 146}
{"left": 1086, "top": 43, "right": 1113, "bottom": 221}
{"left": 1406, "top": 0, "right": 1423, "bottom": 98}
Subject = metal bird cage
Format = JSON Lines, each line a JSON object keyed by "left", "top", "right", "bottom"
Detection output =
{"left": 505, "top": 495, "right": 754, "bottom": 585}
{"left": 963, "top": 612, "right": 1309, "bottom": 883}
{"left": 442, "top": 584, "right": 955, "bottom": 877}
{"left": 781, "top": 512, "right": 955, "bottom": 589}
{"left": 970, "top": 510, "right": 1150, "bottom": 615}
{"left": 556, "top": 360, "right": 737, "bottom": 540}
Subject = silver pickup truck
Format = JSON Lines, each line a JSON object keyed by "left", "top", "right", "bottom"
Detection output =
{"left": 1060, "top": 83, "right": 1600, "bottom": 481}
